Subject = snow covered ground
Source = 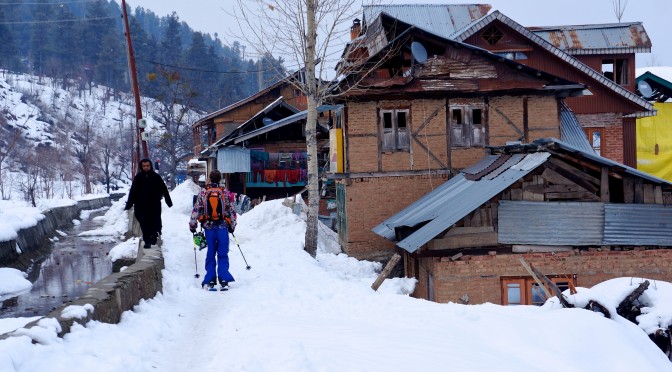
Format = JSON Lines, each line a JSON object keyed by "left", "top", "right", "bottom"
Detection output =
{"left": 0, "top": 180, "right": 671, "bottom": 371}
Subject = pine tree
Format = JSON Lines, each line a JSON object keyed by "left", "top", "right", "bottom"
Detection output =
{"left": 0, "top": 6, "right": 20, "bottom": 71}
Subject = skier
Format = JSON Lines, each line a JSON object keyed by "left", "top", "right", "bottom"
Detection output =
{"left": 125, "top": 158, "right": 173, "bottom": 248}
{"left": 189, "top": 170, "right": 237, "bottom": 290}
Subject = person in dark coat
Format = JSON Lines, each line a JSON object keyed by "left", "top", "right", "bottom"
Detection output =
{"left": 125, "top": 158, "right": 173, "bottom": 248}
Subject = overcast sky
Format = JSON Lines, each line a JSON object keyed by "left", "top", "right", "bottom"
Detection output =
{"left": 127, "top": 0, "right": 671, "bottom": 69}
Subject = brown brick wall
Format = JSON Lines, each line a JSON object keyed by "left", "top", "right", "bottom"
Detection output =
{"left": 527, "top": 96, "right": 560, "bottom": 139}
{"left": 343, "top": 174, "right": 450, "bottom": 261}
{"left": 489, "top": 96, "right": 525, "bottom": 145}
{"left": 576, "top": 112, "right": 624, "bottom": 164}
{"left": 414, "top": 249, "right": 672, "bottom": 304}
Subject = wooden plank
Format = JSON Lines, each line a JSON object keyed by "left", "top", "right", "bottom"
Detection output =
{"left": 654, "top": 186, "right": 664, "bottom": 205}
{"left": 510, "top": 188, "right": 523, "bottom": 200}
{"left": 600, "top": 167, "right": 610, "bottom": 202}
{"left": 491, "top": 202, "right": 499, "bottom": 229}
{"left": 428, "top": 230, "right": 498, "bottom": 250}
{"left": 512, "top": 245, "right": 574, "bottom": 253}
{"left": 545, "top": 159, "right": 599, "bottom": 193}
{"left": 545, "top": 192, "right": 599, "bottom": 201}
{"left": 541, "top": 167, "right": 576, "bottom": 186}
{"left": 623, "top": 177, "right": 634, "bottom": 203}
{"left": 634, "top": 178, "right": 644, "bottom": 203}
{"left": 443, "top": 226, "right": 494, "bottom": 237}
{"left": 643, "top": 184, "right": 655, "bottom": 204}
{"left": 524, "top": 184, "right": 584, "bottom": 194}
{"left": 371, "top": 253, "right": 401, "bottom": 291}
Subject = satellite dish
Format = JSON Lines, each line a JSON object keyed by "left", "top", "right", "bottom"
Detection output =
{"left": 638, "top": 80, "right": 653, "bottom": 98}
{"left": 262, "top": 117, "right": 274, "bottom": 126}
{"left": 411, "top": 42, "right": 428, "bottom": 64}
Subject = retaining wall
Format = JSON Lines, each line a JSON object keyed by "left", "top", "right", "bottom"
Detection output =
{"left": 1, "top": 204, "right": 166, "bottom": 341}
{"left": 0, "top": 197, "right": 112, "bottom": 265}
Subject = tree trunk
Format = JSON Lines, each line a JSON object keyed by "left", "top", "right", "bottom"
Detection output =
{"left": 304, "top": 0, "right": 319, "bottom": 257}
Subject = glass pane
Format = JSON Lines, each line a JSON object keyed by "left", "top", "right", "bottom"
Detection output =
{"left": 472, "top": 109, "right": 482, "bottom": 125}
{"left": 383, "top": 112, "right": 392, "bottom": 129}
{"left": 452, "top": 109, "right": 463, "bottom": 125}
{"left": 556, "top": 281, "right": 570, "bottom": 294}
{"left": 531, "top": 284, "right": 545, "bottom": 306}
{"left": 397, "top": 112, "right": 407, "bottom": 129}
{"left": 592, "top": 130, "right": 601, "bottom": 155}
{"left": 507, "top": 283, "right": 521, "bottom": 305}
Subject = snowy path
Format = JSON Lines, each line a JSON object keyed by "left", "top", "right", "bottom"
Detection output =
{"left": 1, "top": 181, "right": 671, "bottom": 371}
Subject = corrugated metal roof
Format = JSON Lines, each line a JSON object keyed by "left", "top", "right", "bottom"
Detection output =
{"left": 362, "top": 4, "right": 491, "bottom": 38}
{"left": 462, "top": 155, "right": 500, "bottom": 174}
{"left": 373, "top": 152, "right": 550, "bottom": 252}
{"left": 451, "top": 11, "right": 653, "bottom": 113}
{"left": 603, "top": 204, "right": 672, "bottom": 245}
{"left": 498, "top": 201, "right": 604, "bottom": 245}
{"left": 559, "top": 101, "right": 594, "bottom": 153}
{"left": 541, "top": 138, "right": 672, "bottom": 186}
{"left": 530, "top": 23, "right": 651, "bottom": 54}
{"left": 216, "top": 147, "right": 251, "bottom": 173}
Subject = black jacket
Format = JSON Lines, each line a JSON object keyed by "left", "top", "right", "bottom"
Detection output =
{"left": 125, "top": 159, "right": 173, "bottom": 214}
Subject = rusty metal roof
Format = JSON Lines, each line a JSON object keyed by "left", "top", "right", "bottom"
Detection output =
{"left": 529, "top": 23, "right": 651, "bottom": 55}
{"left": 452, "top": 11, "right": 653, "bottom": 113}
{"left": 362, "top": 4, "right": 491, "bottom": 38}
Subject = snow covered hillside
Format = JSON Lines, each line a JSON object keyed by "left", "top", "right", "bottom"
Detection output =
{"left": 0, "top": 70, "right": 201, "bottom": 202}
{"left": 0, "top": 180, "right": 670, "bottom": 371}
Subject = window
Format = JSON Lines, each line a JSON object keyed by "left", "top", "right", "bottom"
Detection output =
{"left": 501, "top": 276, "right": 576, "bottom": 306}
{"left": 494, "top": 51, "right": 528, "bottom": 61}
{"left": 482, "top": 25, "right": 504, "bottom": 45}
{"left": 601, "top": 58, "right": 629, "bottom": 85}
{"left": 380, "top": 109, "right": 410, "bottom": 151}
{"left": 450, "top": 106, "right": 485, "bottom": 147}
{"left": 585, "top": 128, "right": 604, "bottom": 156}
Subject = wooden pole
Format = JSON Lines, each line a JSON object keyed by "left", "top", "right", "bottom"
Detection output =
{"left": 121, "top": 0, "right": 148, "bottom": 160}
{"left": 371, "top": 253, "right": 401, "bottom": 291}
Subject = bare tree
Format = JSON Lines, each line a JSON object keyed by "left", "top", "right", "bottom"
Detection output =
{"left": 612, "top": 0, "right": 628, "bottom": 22}
{"left": 234, "top": 0, "right": 376, "bottom": 257}
{"left": 151, "top": 68, "right": 198, "bottom": 189}
{"left": 0, "top": 126, "right": 23, "bottom": 199}
{"left": 73, "top": 112, "right": 98, "bottom": 194}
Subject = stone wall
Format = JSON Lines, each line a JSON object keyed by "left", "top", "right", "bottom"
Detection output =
{"left": 0, "top": 197, "right": 111, "bottom": 266}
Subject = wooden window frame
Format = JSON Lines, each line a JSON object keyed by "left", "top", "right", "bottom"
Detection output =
{"left": 450, "top": 105, "right": 486, "bottom": 148}
{"left": 380, "top": 109, "right": 410, "bottom": 152}
{"left": 601, "top": 58, "right": 629, "bottom": 86}
{"left": 585, "top": 127, "right": 605, "bottom": 156}
{"left": 482, "top": 25, "right": 504, "bottom": 45}
{"left": 501, "top": 275, "right": 576, "bottom": 306}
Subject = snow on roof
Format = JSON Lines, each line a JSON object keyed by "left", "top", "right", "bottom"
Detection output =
{"left": 636, "top": 66, "right": 672, "bottom": 83}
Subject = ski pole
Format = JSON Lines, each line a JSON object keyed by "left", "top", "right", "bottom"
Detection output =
{"left": 192, "top": 233, "right": 200, "bottom": 278}
{"left": 230, "top": 233, "right": 251, "bottom": 270}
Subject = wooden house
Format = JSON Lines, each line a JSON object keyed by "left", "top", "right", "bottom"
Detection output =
{"left": 362, "top": 4, "right": 655, "bottom": 167}
{"left": 374, "top": 138, "right": 672, "bottom": 305}
{"left": 330, "top": 13, "right": 588, "bottom": 261}
{"left": 207, "top": 97, "right": 331, "bottom": 201}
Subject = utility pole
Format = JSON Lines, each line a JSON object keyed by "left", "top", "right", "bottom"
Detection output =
{"left": 121, "top": 0, "right": 148, "bottom": 175}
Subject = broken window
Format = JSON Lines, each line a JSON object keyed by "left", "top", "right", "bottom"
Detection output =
{"left": 501, "top": 275, "right": 576, "bottom": 306}
{"left": 585, "top": 127, "right": 604, "bottom": 156}
{"left": 601, "top": 58, "right": 629, "bottom": 85}
{"left": 450, "top": 106, "right": 485, "bottom": 147}
{"left": 380, "top": 109, "right": 410, "bottom": 151}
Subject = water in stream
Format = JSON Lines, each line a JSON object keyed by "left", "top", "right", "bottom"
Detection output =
{"left": 0, "top": 208, "right": 119, "bottom": 319}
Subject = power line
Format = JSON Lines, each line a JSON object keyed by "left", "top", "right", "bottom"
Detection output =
{"left": 0, "top": 0, "right": 99, "bottom": 5}
{"left": 135, "top": 56, "right": 289, "bottom": 75}
{"left": 0, "top": 16, "right": 117, "bottom": 24}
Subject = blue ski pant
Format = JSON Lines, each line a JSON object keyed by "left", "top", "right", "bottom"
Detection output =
{"left": 202, "top": 226, "right": 235, "bottom": 285}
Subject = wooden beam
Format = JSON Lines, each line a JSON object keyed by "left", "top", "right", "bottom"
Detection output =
{"left": 524, "top": 184, "right": 585, "bottom": 194}
{"left": 541, "top": 167, "right": 575, "bottom": 186}
{"left": 512, "top": 245, "right": 573, "bottom": 253}
{"left": 623, "top": 177, "right": 635, "bottom": 203}
{"left": 545, "top": 160, "right": 599, "bottom": 194}
{"left": 655, "top": 186, "right": 664, "bottom": 204}
{"left": 529, "top": 264, "right": 574, "bottom": 308}
{"left": 643, "top": 184, "right": 655, "bottom": 204}
{"left": 634, "top": 178, "right": 644, "bottom": 203}
{"left": 371, "top": 253, "right": 401, "bottom": 291}
{"left": 545, "top": 191, "right": 599, "bottom": 201}
{"left": 600, "top": 167, "right": 610, "bottom": 202}
{"left": 428, "top": 227, "right": 498, "bottom": 250}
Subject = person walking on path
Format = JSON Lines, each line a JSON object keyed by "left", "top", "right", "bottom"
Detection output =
{"left": 189, "top": 170, "right": 237, "bottom": 290}
{"left": 125, "top": 158, "right": 173, "bottom": 248}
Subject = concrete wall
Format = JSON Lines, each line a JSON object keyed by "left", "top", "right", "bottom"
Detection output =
{"left": 0, "top": 197, "right": 112, "bottom": 266}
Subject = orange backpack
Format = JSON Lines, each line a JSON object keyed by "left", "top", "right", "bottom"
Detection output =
{"left": 199, "top": 187, "right": 226, "bottom": 222}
